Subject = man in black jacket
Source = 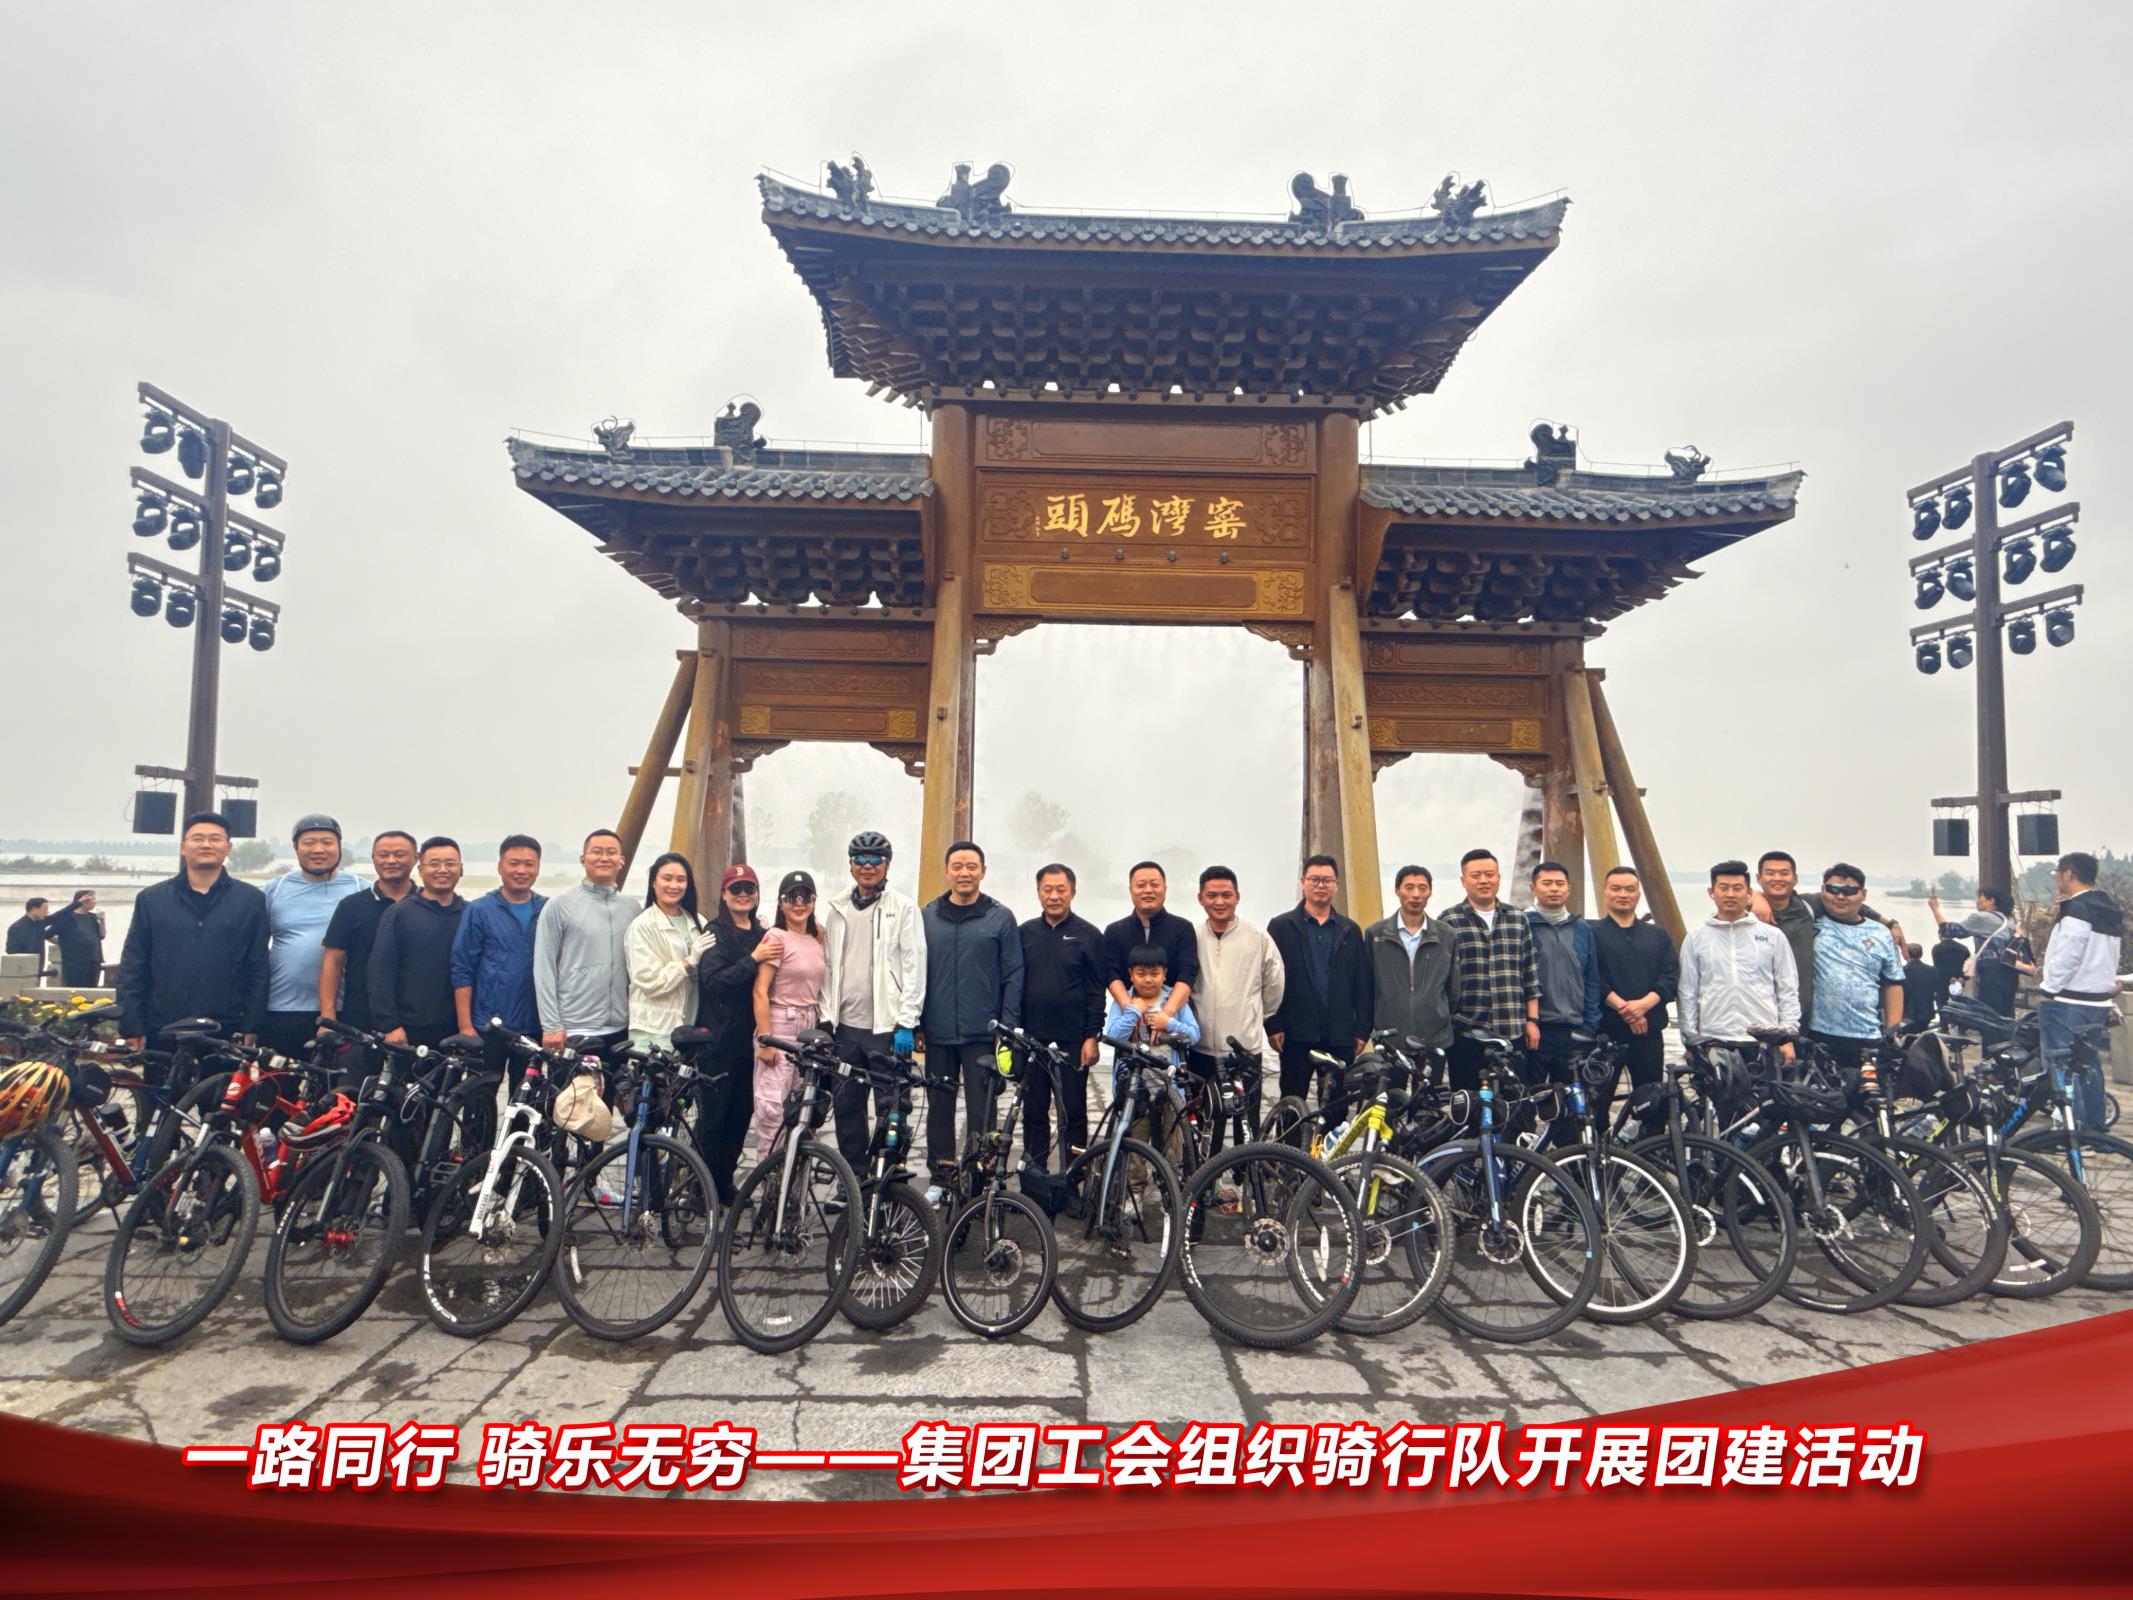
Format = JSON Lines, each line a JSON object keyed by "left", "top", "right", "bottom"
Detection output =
{"left": 367, "top": 837, "right": 467, "bottom": 1051}
{"left": 1590, "top": 866, "right": 1679, "bottom": 1125}
{"left": 6, "top": 898, "right": 58, "bottom": 978}
{"left": 920, "top": 841, "right": 1024, "bottom": 1195}
{"left": 117, "top": 812, "right": 269, "bottom": 1058}
{"left": 1018, "top": 863, "right": 1107, "bottom": 1167}
{"left": 1102, "top": 860, "right": 1199, "bottom": 1039}
{"left": 1266, "top": 855, "right": 1372, "bottom": 1105}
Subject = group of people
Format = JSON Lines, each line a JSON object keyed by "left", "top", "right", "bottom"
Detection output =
{"left": 96, "top": 809, "right": 2129, "bottom": 1215}
{"left": 5, "top": 891, "right": 107, "bottom": 988}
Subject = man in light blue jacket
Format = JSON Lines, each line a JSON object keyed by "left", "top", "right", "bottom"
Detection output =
{"left": 261, "top": 813, "right": 365, "bottom": 1057}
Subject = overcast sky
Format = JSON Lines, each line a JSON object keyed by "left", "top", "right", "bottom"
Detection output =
{"left": 3, "top": 1, "right": 2128, "bottom": 911}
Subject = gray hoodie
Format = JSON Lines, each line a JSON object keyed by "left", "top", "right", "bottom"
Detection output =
{"left": 533, "top": 880, "right": 636, "bottom": 1038}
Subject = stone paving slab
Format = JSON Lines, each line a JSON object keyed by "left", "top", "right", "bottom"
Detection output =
{"left": 2, "top": 1207, "right": 2120, "bottom": 1498}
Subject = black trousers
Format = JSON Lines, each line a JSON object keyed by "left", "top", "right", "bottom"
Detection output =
{"left": 1526, "top": 1021, "right": 1582, "bottom": 1088}
{"left": 691, "top": 1040, "right": 754, "bottom": 1205}
{"left": 261, "top": 1010, "right": 319, "bottom": 1060}
{"left": 1595, "top": 1023, "right": 1665, "bottom": 1126}
{"left": 1809, "top": 1031, "right": 1873, "bottom": 1070}
{"left": 1277, "top": 1041, "right": 1349, "bottom": 1106}
{"left": 926, "top": 1041, "right": 999, "bottom": 1181}
{"left": 828, "top": 1025, "right": 898, "bottom": 1175}
{"left": 1023, "top": 1037, "right": 1090, "bottom": 1169}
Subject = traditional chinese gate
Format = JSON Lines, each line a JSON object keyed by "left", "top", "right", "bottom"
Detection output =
{"left": 508, "top": 163, "right": 1801, "bottom": 934}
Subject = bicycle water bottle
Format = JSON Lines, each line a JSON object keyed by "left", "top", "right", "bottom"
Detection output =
{"left": 995, "top": 1044, "right": 1015, "bottom": 1078}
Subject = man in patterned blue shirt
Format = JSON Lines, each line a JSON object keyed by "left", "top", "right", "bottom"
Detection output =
{"left": 1805, "top": 862, "right": 1903, "bottom": 1069}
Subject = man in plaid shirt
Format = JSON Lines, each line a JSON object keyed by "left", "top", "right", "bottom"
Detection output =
{"left": 1439, "top": 848, "right": 1540, "bottom": 1090}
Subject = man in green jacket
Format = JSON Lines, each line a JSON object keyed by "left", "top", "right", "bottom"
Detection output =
{"left": 1364, "top": 864, "right": 1456, "bottom": 1056}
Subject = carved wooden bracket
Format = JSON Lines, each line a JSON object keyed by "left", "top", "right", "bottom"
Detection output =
{"left": 1244, "top": 621, "right": 1314, "bottom": 660}
{"left": 732, "top": 741, "right": 790, "bottom": 776}
{"left": 973, "top": 616, "right": 1040, "bottom": 656}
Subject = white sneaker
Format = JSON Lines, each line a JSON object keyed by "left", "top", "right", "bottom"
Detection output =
{"left": 593, "top": 1176, "right": 624, "bottom": 1207}
{"left": 923, "top": 1185, "right": 946, "bottom": 1207}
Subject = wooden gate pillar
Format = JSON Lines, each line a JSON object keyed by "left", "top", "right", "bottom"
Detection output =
{"left": 1539, "top": 644, "right": 1586, "bottom": 914}
{"left": 672, "top": 617, "right": 737, "bottom": 886}
{"left": 1562, "top": 661, "right": 1625, "bottom": 902}
{"left": 1589, "top": 674, "right": 1685, "bottom": 944}
{"left": 1326, "top": 580, "right": 1383, "bottom": 928}
{"left": 617, "top": 652, "right": 696, "bottom": 869}
{"left": 918, "top": 404, "right": 977, "bottom": 904}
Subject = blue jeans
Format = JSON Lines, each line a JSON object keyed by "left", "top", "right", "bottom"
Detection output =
{"left": 2037, "top": 999, "right": 2114, "bottom": 1133}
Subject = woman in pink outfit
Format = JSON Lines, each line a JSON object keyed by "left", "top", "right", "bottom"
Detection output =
{"left": 749, "top": 869, "right": 825, "bottom": 1158}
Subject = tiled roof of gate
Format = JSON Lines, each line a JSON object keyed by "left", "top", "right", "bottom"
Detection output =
{"left": 1359, "top": 463, "right": 1803, "bottom": 524}
{"left": 507, "top": 439, "right": 932, "bottom": 503}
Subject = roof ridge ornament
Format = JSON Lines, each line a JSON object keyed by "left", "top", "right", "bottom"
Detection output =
{"left": 715, "top": 401, "right": 766, "bottom": 465}
{"left": 826, "top": 153, "right": 874, "bottom": 210}
{"left": 1526, "top": 421, "right": 1577, "bottom": 486}
{"left": 938, "top": 161, "right": 1012, "bottom": 223}
{"left": 1430, "top": 173, "right": 1490, "bottom": 229}
{"left": 592, "top": 417, "right": 635, "bottom": 460}
{"left": 1664, "top": 445, "right": 1711, "bottom": 483}
{"left": 1289, "top": 172, "right": 1364, "bottom": 233}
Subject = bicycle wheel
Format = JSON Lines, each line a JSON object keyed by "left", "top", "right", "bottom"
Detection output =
{"left": 1180, "top": 1141, "right": 1360, "bottom": 1349}
{"left": 1756, "top": 1132, "right": 1927, "bottom": 1314}
{"left": 1261, "top": 1096, "right": 1313, "bottom": 1152}
{"left": 1538, "top": 1146, "right": 1696, "bottom": 1324}
{"left": 1295, "top": 1149, "right": 1450, "bottom": 1335}
{"left": 717, "top": 1139, "right": 860, "bottom": 1354}
{"left": 264, "top": 1141, "right": 410, "bottom": 1343}
{"left": 1629, "top": 1133, "right": 1795, "bottom": 1320}
{"left": 556, "top": 1134, "right": 717, "bottom": 1341}
{"left": 1873, "top": 1135, "right": 2004, "bottom": 1308}
{"left": 2012, "top": 1128, "right": 2133, "bottom": 1290}
{"left": 943, "top": 1189, "right": 1056, "bottom": 1338}
{"left": 105, "top": 1142, "right": 259, "bottom": 1346}
{"left": 1416, "top": 1141, "right": 1600, "bottom": 1344}
{"left": 66, "top": 1083, "right": 146, "bottom": 1222}
{"left": 1051, "top": 1136, "right": 1181, "bottom": 1333}
{"left": 835, "top": 1180, "right": 941, "bottom": 1331}
{"left": 419, "top": 1144, "right": 563, "bottom": 1337}
{"left": 0, "top": 1126, "right": 79, "bottom": 1327}
{"left": 1960, "top": 1142, "right": 2099, "bottom": 1299}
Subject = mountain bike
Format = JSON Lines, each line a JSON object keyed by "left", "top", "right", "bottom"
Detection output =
{"left": 1177, "top": 1133, "right": 1363, "bottom": 1348}
{"left": 933, "top": 1025, "right": 1055, "bottom": 1338}
{"left": 1263, "top": 1035, "right": 1453, "bottom": 1336}
{"left": 418, "top": 1023, "right": 567, "bottom": 1337}
{"left": 1039, "top": 1029, "right": 1182, "bottom": 1333}
{"left": 0, "top": 1116, "right": 77, "bottom": 1328}
{"left": 1524, "top": 1036, "right": 1696, "bottom": 1324}
{"left": 553, "top": 1045, "right": 719, "bottom": 1340}
{"left": 1396, "top": 1029, "right": 1601, "bottom": 1343}
{"left": 2002, "top": 1027, "right": 2133, "bottom": 1291}
{"left": 831, "top": 1048, "right": 941, "bottom": 1330}
{"left": 718, "top": 1030, "right": 861, "bottom": 1354}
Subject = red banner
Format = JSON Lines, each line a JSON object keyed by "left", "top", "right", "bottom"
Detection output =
{"left": 4, "top": 1308, "right": 2127, "bottom": 1597}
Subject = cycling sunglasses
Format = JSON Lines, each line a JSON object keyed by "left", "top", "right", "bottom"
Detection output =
{"left": 849, "top": 853, "right": 889, "bottom": 867}
{"left": 1822, "top": 882, "right": 1864, "bottom": 896}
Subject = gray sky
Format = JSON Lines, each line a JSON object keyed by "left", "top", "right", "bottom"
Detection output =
{"left": 3, "top": 1, "right": 2128, "bottom": 911}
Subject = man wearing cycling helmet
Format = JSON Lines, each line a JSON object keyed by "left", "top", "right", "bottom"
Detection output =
{"left": 819, "top": 830, "right": 927, "bottom": 1171}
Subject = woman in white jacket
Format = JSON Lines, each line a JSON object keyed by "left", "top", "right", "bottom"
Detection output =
{"left": 625, "top": 851, "right": 706, "bottom": 1051}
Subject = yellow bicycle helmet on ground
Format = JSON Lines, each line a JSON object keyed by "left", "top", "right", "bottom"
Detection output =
{"left": 0, "top": 1060, "right": 69, "bottom": 1140}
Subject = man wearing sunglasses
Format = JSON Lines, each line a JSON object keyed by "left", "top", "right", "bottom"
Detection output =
{"left": 819, "top": 830, "right": 928, "bottom": 1172}
{"left": 1802, "top": 863, "right": 1904, "bottom": 1069}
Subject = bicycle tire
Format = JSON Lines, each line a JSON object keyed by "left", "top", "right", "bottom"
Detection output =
{"left": 264, "top": 1140, "right": 410, "bottom": 1344}
{"left": 943, "top": 1189, "right": 1056, "bottom": 1338}
{"left": 2011, "top": 1128, "right": 2133, "bottom": 1290}
{"left": 717, "top": 1138, "right": 860, "bottom": 1354}
{"left": 1180, "top": 1141, "right": 1361, "bottom": 1349}
{"left": 1628, "top": 1132, "right": 1795, "bottom": 1320}
{"left": 1307, "top": 1148, "right": 1451, "bottom": 1335}
{"left": 1877, "top": 1134, "right": 2005, "bottom": 1308}
{"left": 1958, "top": 1141, "right": 2099, "bottom": 1299}
{"left": 1261, "top": 1096, "right": 1313, "bottom": 1153}
{"left": 0, "top": 1125, "right": 79, "bottom": 1327}
{"left": 556, "top": 1134, "right": 718, "bottom": 1341}
{"left": 105, "top": 1142, "right": 259, "bottom": 1347}
{"left": 1416, "top": 1140, "right": 1601, "bottom": 1344}
{"left": 1050, "top": 1136, "right": 1182, "bottom": 1333}
{"left": 836, "top": 1179, "right": 941, "bottom": 1331}
{"left": 1755, "top": 1131, "right": 1928, "bottom": 1314}
{"left": 1537, "top": 1146, "right": 1697, "bottom": 1324}
{"left": 65, "top": 1078, "right": 147, "bottom": 1222}
{"left": 419, "top": 1144, "right": 564, "bottom": 1337}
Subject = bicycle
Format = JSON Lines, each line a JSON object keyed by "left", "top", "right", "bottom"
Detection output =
{"left": 553, "top": 1045, "right": 720, "bottom": 1341}
{"left": 418, "top": 1022, "right": 567, "bottom": 1338}
{"left": 1525, "top": 1036, "right": 1697, "bottom": 1324}
{"left": 1395, "top": 1027, "right": 1602, "bottom": 1344}
{"left": 0, "top": 1083, "right": 78, "bottom": 1328}
{"left": 1264, "top": 1035, "right": 1453, "bottom": 1336}
{"left": 1039, "top": 1028, "right": 1183, "bottom": 1334}
{"left": 717, "top": 1029, "right": 861, "bottom": 1354}
{"left": 933, "top": 1025, "right": 1055, "bottom": 1339}
{"left": 831, "top": 1047, "right": 941, "bottom": 1331}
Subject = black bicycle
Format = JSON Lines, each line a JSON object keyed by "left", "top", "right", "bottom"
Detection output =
{"left": 934, "top": 1026, "right": 1055, "bottom": 1339}
{"left": 830, "top": 1048, "right": 942, "bottom": 1331}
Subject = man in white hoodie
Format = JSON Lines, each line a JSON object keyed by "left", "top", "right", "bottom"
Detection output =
{"left": 1677, "top": 860, "right": 1800, "bottom": 1059}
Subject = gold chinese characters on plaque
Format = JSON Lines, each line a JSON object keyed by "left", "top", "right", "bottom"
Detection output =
{"left": 978, "top": 480, "right": 1307, "bottom": 548}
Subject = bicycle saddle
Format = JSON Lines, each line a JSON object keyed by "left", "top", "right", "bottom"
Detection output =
{"left": 1746, "top": 1026, "right": 1796, "bottom": 1045}
{"left": 669, "top": 1026, "right": 717, "bottom": 1050}
{"left": 439, "top": 1033, "right": 485, "bottom": 1054}
{"left": 797, "top": 1027, "right": 837, "bottom": 1049}
{"left": 157, "top": 1017, "right": 224, "bottom": 1041}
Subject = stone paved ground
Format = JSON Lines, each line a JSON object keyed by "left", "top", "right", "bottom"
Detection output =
{"left": 2, "top": 1205, "right": 2120, "bottom": 1499}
